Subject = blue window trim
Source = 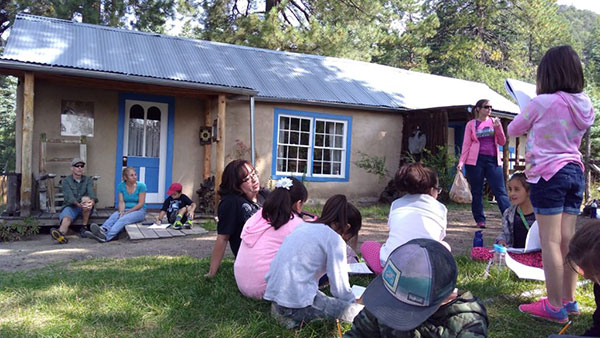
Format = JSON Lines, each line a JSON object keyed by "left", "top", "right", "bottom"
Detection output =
{"left": 116, "top": 92, "right": 175, "bottom": 208}
{"left": 271, "top": 108, "right": 352, "bottom": 182}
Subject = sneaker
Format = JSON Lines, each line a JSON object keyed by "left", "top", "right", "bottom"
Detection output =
{"left": 79, "top": 227, "right": 88, "bottom": 238}
{"left": 50, "top": 227, "right": 68, "bottom": 244}
{"left": 270, "top": 303, "right": 300, "bottom": 329}
{"left": 184, "top": 220, "right": 193, "bottom": 229}
{"left": 84, "top": 231, "right": 106, "bottom": 243}
{"left": 90, "top": 223, "right": 107, "bottom": 241}
{"left": 172, "top": 220, "right": 183, "bottom": 230}
{"left": 563, "top": 300, "right": 580, "bottom": 315}
{"left": 519, "top": 298, "right": 568, "bottom": 323}
{"left": 476, "top": 222, "right": 486, "bottom": 228}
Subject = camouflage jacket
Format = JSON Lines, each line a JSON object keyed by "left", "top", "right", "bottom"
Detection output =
{"left": 344, "top": 291, "right": 489, "bottom": 338}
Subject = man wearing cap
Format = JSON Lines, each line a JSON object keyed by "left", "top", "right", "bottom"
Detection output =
{"left": 344, "top": 238, "right": 489, "bottom": 338}
{"left": 155, "top": 182, "right": 196, "bottom": 230}
{"left": 50, "top": 158, "right": 98, "bottom": 244}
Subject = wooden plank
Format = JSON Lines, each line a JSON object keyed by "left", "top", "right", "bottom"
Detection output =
{"left": 125, "top": 224, "right": 145, "bottom": 240}
{"left": 152, "top": 227, "right": 172, "bottom": 238}
{"left": 166, "top": 228, "right": 185, "bottom": 237}
{"left": 137, "top": 225, "right": 160, "bottom": 239}
{"left": 20, "top": 72, "right": 34, "bottom": 217}
{"left": 215, "top": 94, "right": 226, "bottom": 207}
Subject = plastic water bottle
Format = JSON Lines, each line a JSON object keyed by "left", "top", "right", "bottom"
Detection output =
{"left": 473, "top": 230, "right": 484, "bottom": 248}
{"left": 493, "top": 244, "right": 507, "bottom": 270}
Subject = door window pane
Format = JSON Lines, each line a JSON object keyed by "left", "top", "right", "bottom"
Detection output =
{"left": 145, "top": 106, "right": 161, "bottom": 158}
{"left": 128, "top": 104, "right": 145, "bottom": 156}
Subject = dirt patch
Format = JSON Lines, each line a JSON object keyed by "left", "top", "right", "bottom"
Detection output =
{"left": 7, "top": 207, "right": 589, "bottom": 272}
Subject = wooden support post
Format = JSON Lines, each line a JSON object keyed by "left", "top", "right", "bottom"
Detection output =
{"left": 20, "top": 72, "right": 34, "bottom": 217}
{"left": 215, "top": 95, "right": 226, "bottom": 206}
{"left": 501, "top": 119, "right": 509, "bottom": 182}
{"left": 515, "top": 136, "right": 520, "bottom": 167}
{"left": 203, "top": 99, "right": 212, "bottom": 180}
{"left": 80, "top": 135, "right": 87, "bottom": 162}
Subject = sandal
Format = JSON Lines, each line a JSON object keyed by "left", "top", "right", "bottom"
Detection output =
{"left": 50, "top": 227, "right": 68, "bottom": 244}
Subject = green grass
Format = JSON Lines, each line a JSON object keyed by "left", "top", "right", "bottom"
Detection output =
{"left": 0, "top": 256, "right": 595, "bottom": 337}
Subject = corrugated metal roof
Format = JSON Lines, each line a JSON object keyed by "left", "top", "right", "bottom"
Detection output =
{"left": 1, "top": 14, "right": 519, "bottom": 114}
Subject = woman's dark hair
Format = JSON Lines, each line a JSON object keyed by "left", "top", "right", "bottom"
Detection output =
{"left": 218, "top": 159, "right": 253, "bottom": 197}
{"left": 262, "top": 177, "right": 308, "bottom": 230}
{"left": 566, "top": 222, "right": 600, "bottom": 281}
{"left": 314, "top": 194, "right": 362, "bottom": 238}
{"left": 536, "top": 45, "right": 584, "bottom": 95}
{"left": 472, "top": 99, "right": 489, "bottom": 120}
{"left": 508, "top": 172, "right": 530, "bottom": 192}
{"left": 394, "top": 162, "right": 439, "bottom": 195}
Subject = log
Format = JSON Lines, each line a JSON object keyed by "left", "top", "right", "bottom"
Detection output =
{"left": 215, "top": 95, "right": 226, "bottom": 206}
{"left": 20, "top": 72, "right": 34, "bottom": 217}
{"left": 203, "top": 99, "right": 212, "bottom": 180}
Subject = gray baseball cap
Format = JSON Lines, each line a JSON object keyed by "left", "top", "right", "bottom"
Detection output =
{"left": 71, "top": 158, "right": 85, "bottom": 166}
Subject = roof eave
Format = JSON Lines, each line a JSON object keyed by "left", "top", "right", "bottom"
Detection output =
{"left": 253, "top": 96, "right": 406, "bottom": 113}
{"left": 0, "top": 59, "right": 259, "bottom": 96}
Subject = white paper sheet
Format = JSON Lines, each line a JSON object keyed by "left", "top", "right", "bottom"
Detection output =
{"left": 351, "top": 285, "right": 366, "bottom": 299}
{"left": 504, "top": 78, "right": 536, "bottom": 112}
{"left": 506, "top": 221, "right": 541, "bottom": 253}
{"left": 349, "top": 262, "right": 373, "bottom": 274}
{"left": 505, "top": 252, "right": 545, "bottom": 281}
{"left": 148, "top": 224, "right": 170, "bottom": 229}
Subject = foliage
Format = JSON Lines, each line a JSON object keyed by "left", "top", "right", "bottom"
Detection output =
{"left": 0, "top": 255, "right": 595, "bottom": 337}
{"left": 0, "top": 217, "right": 39, "bottom": 241}
{"left": 201, "top": 219, "right": 217, "bottom": 231}
{"left": 403, "top": 146, "right": 457, "bottom": 202}
{"left": 0, "top": 76, "right": 16, "bottom": 173}
{"left": 353, "top": 151, "right": 389, "bottom": 182}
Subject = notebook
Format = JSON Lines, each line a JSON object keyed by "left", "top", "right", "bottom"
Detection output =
{"left": 506, "top": 220, "right": 541, "bottom": 253}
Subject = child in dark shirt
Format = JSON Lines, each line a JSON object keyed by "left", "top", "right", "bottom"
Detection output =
{"left": 155, "top": 182, "right": 196, "bottom": 230}
{"left": 496, "top": 172, "right": 535, "bottom": 248}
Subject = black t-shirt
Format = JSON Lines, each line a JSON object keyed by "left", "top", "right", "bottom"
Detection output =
{"left": 513, "top": 210, "right": 535, "bottom": 249}
{"left": 217, "top": 190, "right": 268, "bottom": 256}
{"left": 161, "top": 194, "right": 194, "bottom": 213}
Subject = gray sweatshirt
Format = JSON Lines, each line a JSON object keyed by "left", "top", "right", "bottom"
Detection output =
{"left": 263, "top": 222, "right": 355, "bottom": 308}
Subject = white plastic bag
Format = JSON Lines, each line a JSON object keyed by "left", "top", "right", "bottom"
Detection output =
{"left": 450, "top": 171, "right": 472, "bottom": 204}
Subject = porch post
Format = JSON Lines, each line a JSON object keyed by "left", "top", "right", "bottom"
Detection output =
{"left": 215, "top": 94, "right": 226, "bottom": 205}
{"left": 502, "top": 119, "right": 509, "bottom": 181}
{"left": 203, "top": 99, "right": 212, "bottom": 180}
{"left": 20, "top": 72, "right": 34, "bottom": 217}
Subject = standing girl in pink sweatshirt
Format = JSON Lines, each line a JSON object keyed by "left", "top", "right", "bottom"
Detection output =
{"left": 508, "top": 45, "right": 595, "bottom": 323}
{"left": 234, "top": 177, "right": 308, "bottom": 299}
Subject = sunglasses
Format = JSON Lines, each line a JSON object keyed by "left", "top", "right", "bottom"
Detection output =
{"left": 482, "top": 105, "right": 493, "bottom": 109}
{"left": 73, "top": 164, "right": 85, "bottom": 168}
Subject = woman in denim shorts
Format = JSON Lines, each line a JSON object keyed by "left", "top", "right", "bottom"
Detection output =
{"left": 508, "top": 45, "right": 595, "bottom": 323}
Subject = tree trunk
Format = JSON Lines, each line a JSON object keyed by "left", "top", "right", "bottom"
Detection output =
{"left": 265, "top": 0, "right": 280, "bottom": 14}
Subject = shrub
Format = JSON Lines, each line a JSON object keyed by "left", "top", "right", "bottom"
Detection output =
{"left": 0, "top": 217, "right": 39, "bottom": 242}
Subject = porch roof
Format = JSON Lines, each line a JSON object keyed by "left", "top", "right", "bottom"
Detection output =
{"left": 2, "top": 13, "right": 520, "bottom": 115}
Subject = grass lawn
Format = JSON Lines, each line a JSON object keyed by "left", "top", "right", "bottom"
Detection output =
{"left": 0, "top": 256, "right": 596, "bottom": 337}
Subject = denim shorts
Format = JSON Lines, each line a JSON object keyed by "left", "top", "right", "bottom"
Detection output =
{"left": 59, "top": 205, "right": 83, "bottom": 221}
{"left": 529, "top": 163, "right": 584, "bottom": 215}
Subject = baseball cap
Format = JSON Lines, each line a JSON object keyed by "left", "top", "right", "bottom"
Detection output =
{"left": 166, "top": 182, "right": 183, "bottom": 195}
{"left": 362, "top": 238, "right": 458, "bottom": 331}
{"left": 71, "top": 158, "right": 85, "bottom": 166}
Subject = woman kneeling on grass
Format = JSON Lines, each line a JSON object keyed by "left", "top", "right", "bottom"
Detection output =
{"left": 263, "top": 194, "right": 363, "bottom": 329}
{"left": 234, "top": 177, "right": 308, "bottom": 299}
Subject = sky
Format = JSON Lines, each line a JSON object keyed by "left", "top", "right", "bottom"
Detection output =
{"left": 556, "top": 0, "right": 600, "bottom": 14}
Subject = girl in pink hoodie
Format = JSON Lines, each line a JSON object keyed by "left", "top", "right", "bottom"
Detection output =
{"left": 509, "top": 45, "right": 595, "bottom": 323}
{"left": 234, "top": 177, "right": 308, "bottom": 299}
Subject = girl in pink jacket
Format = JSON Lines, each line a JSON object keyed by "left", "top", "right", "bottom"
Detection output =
{"left": 509, "top": 45, "right": 595, "bottom": 323}
{"left": 234, "top": 177, "right": 308, "bottom": 299}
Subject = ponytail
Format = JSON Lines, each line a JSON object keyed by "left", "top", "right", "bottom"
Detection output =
{"left": 262, "top": 177, "right": 308, "bottom": 230}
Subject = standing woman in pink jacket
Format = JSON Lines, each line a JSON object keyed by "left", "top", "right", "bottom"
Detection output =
{"left": 509, "top": 45, "right": 595, "bottom": 323}
{"left": 457, "top": 99, "right": 510, "bottom": 228}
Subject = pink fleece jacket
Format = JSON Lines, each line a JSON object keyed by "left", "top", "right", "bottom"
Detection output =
{"left": 233, "top": 210, "right": 303, "bottom": 299}
{"left": 458, "top": 117, "right": 506, "bottom": 167}
{"left": 507, "top": 91, "right": 595, "bottom": 183}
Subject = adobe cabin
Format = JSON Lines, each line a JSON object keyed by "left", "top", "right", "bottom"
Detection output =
{"left": 0, "top": 14, "right": 522, "bottom": 219}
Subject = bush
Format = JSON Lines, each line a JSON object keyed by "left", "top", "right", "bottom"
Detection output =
{"left": 353, "top": 151, "right": 389, "bottom": 182}
{"left": 0, "top": 217, "right": 39, "bottom": 241}
{"left": 403, "top": 145, "right": 457, "bottom": 202}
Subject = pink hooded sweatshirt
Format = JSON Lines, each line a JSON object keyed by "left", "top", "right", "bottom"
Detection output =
{"left": 233, "top": 210, "right": 303, "bottom": 299}
{"left": 508, "top": 91, "right": 595, "bottom": 183}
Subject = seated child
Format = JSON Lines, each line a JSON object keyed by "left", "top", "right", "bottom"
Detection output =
{"left": 471, "top": 173, "right": 542, "bottom": 268}
{"left": 234, "top": 177, "right": 307, "bottom": 299}
{"left": 264, "top": 194, "right": 363, "bottom": 329}
{"left": 344, "top": 238, "right": 489, "bottom": 338}
{"left": 155, "top": 182, "right": 196, "bottom": 230}
{"left": 361, "top": 162, "right": 448, "bottom": 274}
{"left": 566, "top": 222, "right": 600, "bottom": 337}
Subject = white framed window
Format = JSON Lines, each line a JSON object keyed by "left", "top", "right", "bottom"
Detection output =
{"left": 272, "top": 108, "right": 352, "bottom": 182}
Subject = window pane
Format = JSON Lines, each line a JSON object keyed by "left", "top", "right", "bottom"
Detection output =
{"left": 289, "top": 160, "right": 298, "bottom": 173}
{"left": 323, "top": 149, "right": 331, "bottom": 161}
{"left": 314, "top": 149, "right": 323, "bottom": 160}
{"left": 278, "top": 145, "right": 287, "bottom": 157}
{"left": 282, "top": 130, "right": 289, "bottom": 144}
{"left": 289, "top": 146, "right": 298, "bottom": 158}
{"left": 128, "top": 105, "right": 144, "bottom": 156}
{"left": 335, "top": 136, "right": 343, "bottom": 148}
{"left": 290, "top": 131, "right": 299, "bottom": 144}
{"left": 301, "top": 119, "right": 310, "bottom": 132}
{"left": 277, "top": 158, "right": 287, "bottom": 172}
{"left": 322, "top": 162, "right": 331, "bottom": 175}
{"left": 333, "top": 150, "right": 342, "bottom": 161}
{"left": 324, "top": 135, "right": 331, "bottom": 147}
{"left": 145, "top": 106, "right": 161, "bottom": 158}
{"left": 332, "top": 162, "right": 341, "bottom": 175}
{"left": 291, "top": 118, "right": 300, "bottom": 131}
{"left": 335, "top": 123, "right": 344, "bottom": 135}
{"left": 280, "top": 116, "right": 289, "bottom": 130}
{"left": 313, "top": 162, "right": 322, "bottom": 174}
{"left": 298, "top": 160, "right": 307, "bottom": 174}
{"left": 316, "top": 121, "right": 324, "bottom": 133}
{"left": 299, "top": 147, "right": 308, "bottom": 160}
{"left": 300, "top": 132, "right": 310, "bottom": 145}
{"left": 326, "top": 122, "right": 335, "bottom": 134}
{"left": 315, "top": 134, "right": 323, "bottom": 147}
